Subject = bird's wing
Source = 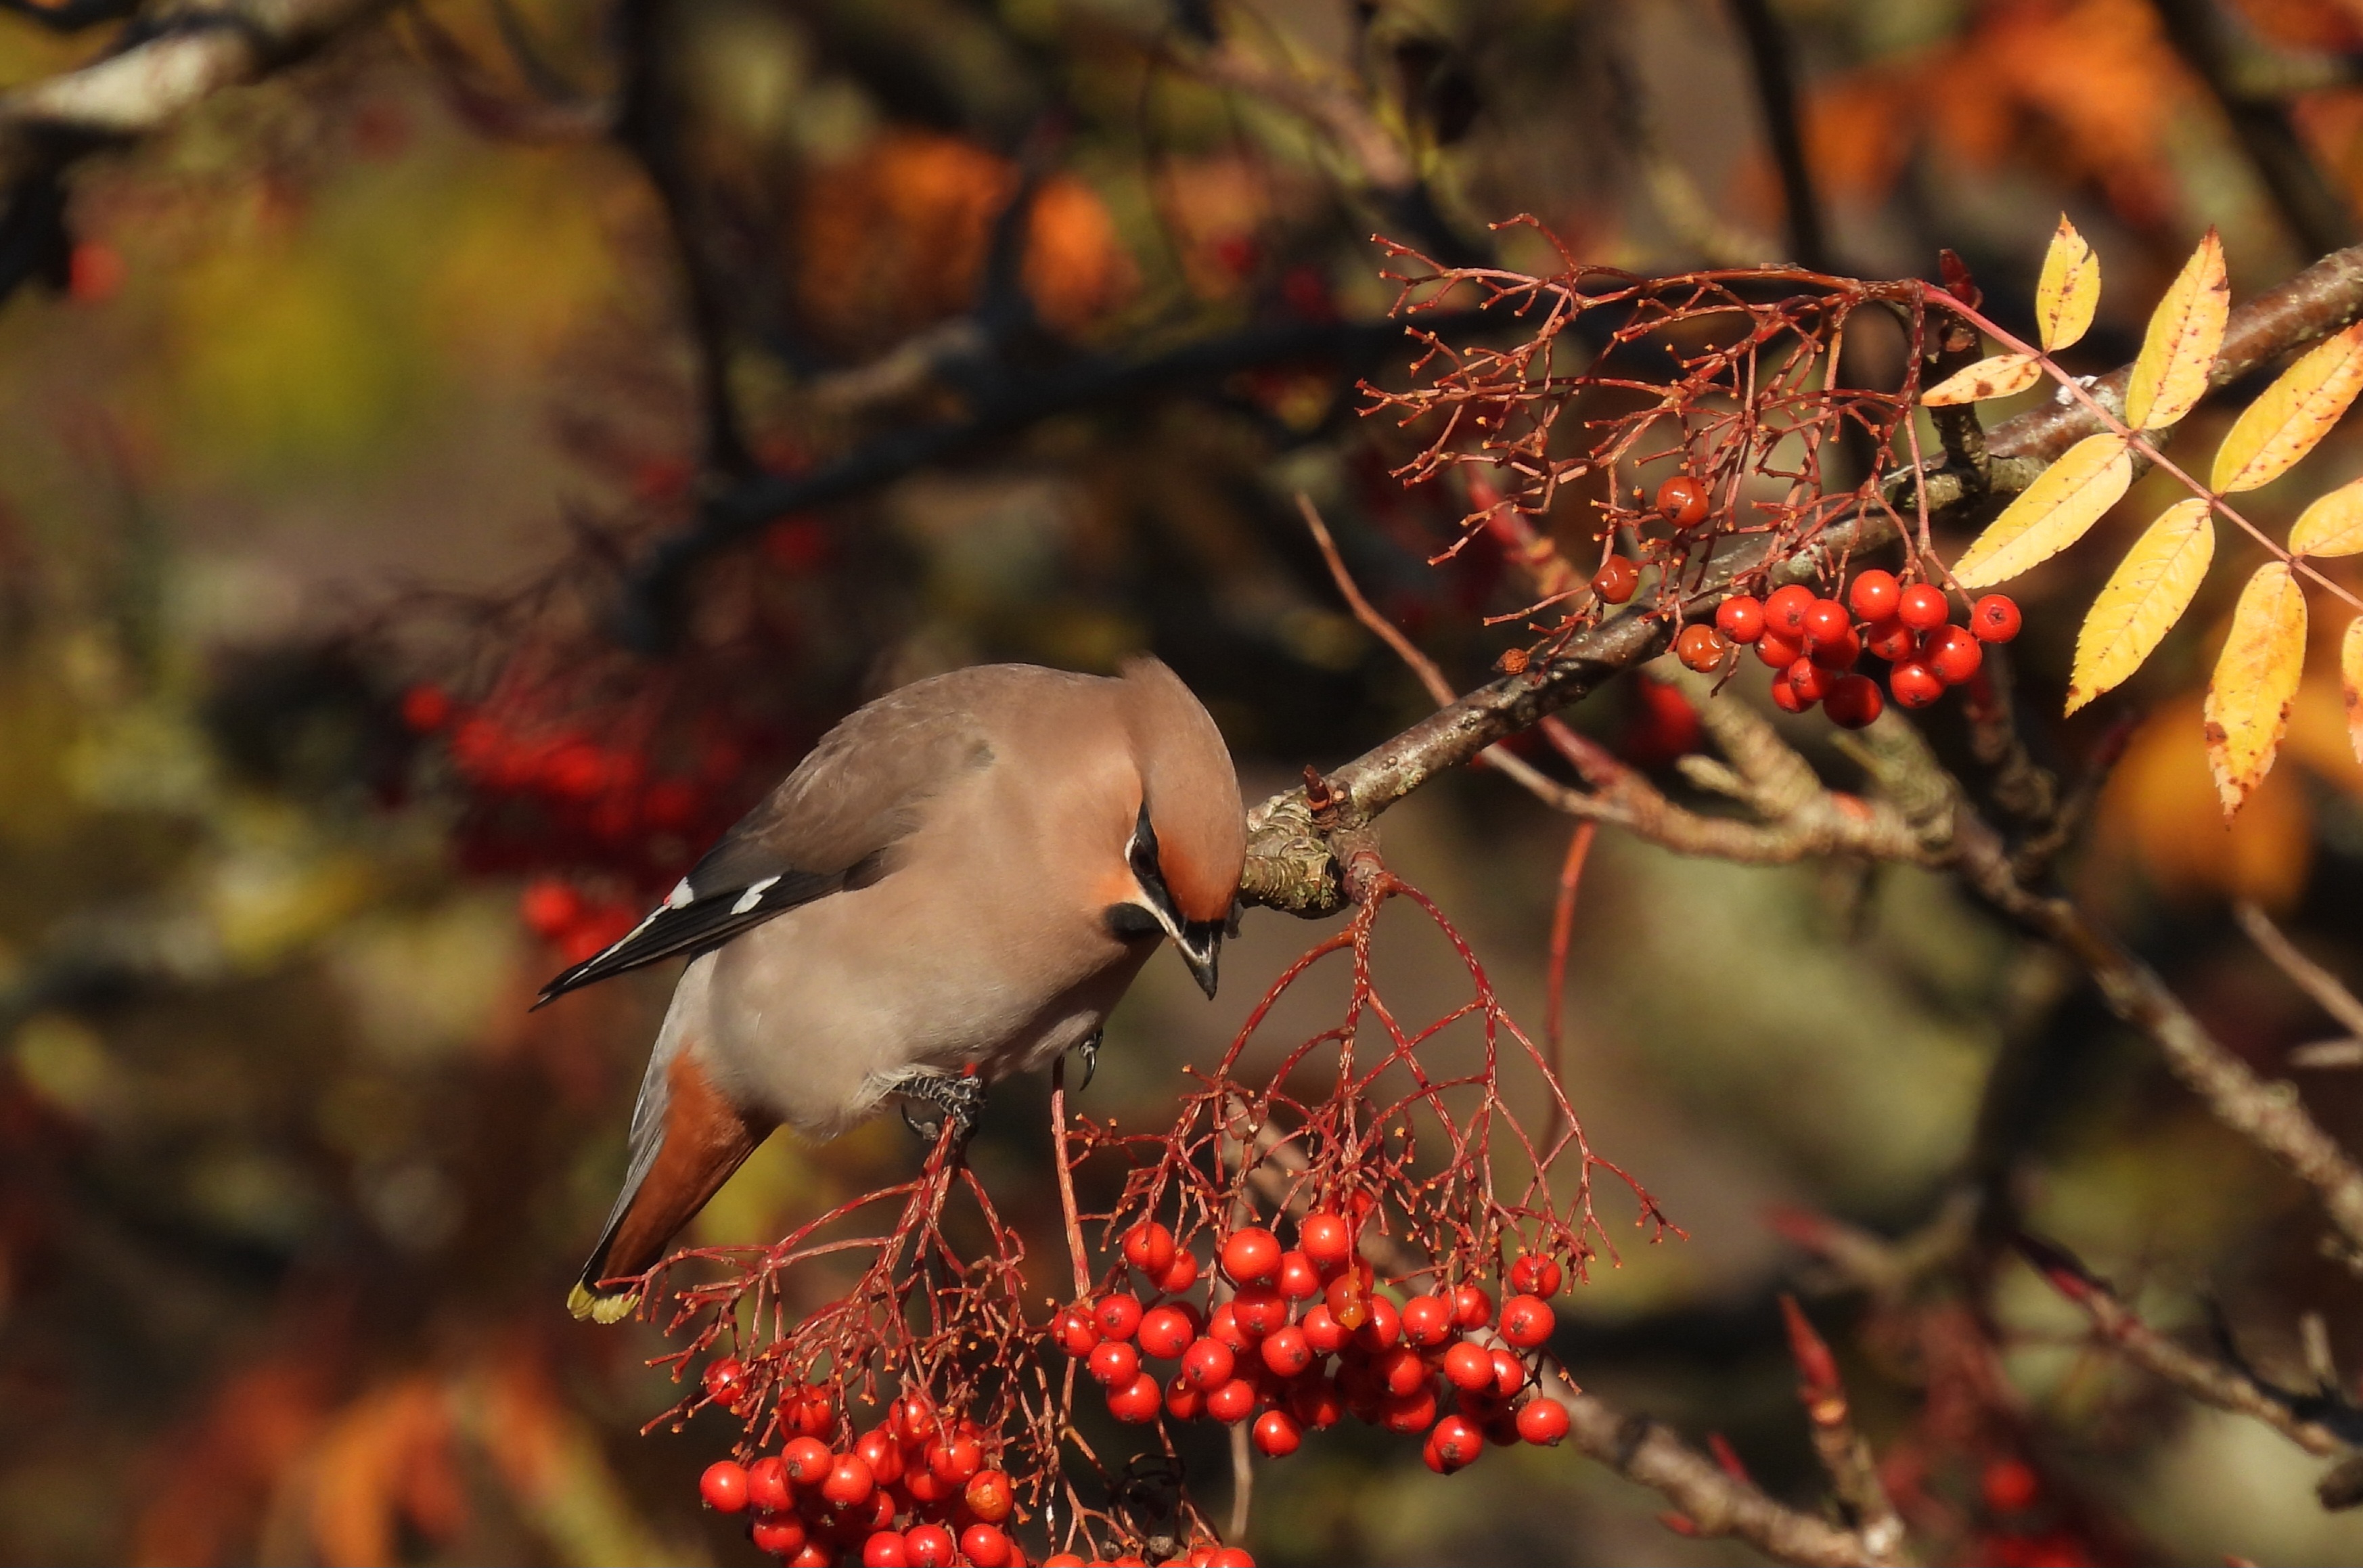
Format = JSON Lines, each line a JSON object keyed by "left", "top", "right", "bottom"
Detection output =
{"left": 533, "top": 692, "right": 998, "bottom": 1006}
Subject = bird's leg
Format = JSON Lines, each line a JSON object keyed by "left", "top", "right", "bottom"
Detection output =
{"left": 1070, "top": 1029, "right": 1102, "bottom": 1092}
{"left": 888, "top": 1068, "right": 988, "bottom": 1144}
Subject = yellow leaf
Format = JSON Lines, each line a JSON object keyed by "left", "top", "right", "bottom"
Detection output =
{"left": 2288, "top": 476, "right": 2363, "bottom": 557}
{"left": 1952, "top": 433, "right": 2132, "bottom": 588}
{"left": 2065, "top": 498, "right": 2215, "bottom": 714}
{"left": 2035, "top": 215, "right": 2100, "bottom": 353}
{"left": 2124, "top": 227, "right": 2228, "bottom": 431}
{"left": 2205, "top": 560, "right": 2308, "bottom": 817}
{"left": 2211, "top": 322, "right": 2363, "bottom": 493}
{"left": 2346, "top": 617, "right": 2363, "bottom": 767}
{"left": 1923, "top": 353, "right": 2042, "bottom": 406}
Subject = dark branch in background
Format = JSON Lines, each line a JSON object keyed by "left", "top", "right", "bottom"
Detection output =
{"left": 0, "top": 0, "right": 397, "bottom": 305}
{"left": 612, "top": 0, "right": 755, "bottom": 482}
{"left": 610, "top": 309, "right": 1493, "bottom": 649}
{"left": 2150, "top": 0, "right": 2358, "bottom": 258}
{"left": 0, "top": 0, "right": 138, "bottom": 32}
{"left": 1724, "top": 0, "right": 1829, "bottom": 271}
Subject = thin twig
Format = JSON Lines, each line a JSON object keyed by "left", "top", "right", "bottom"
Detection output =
{"left": 1779, "top": 1295, "right": 1912, "bottom": 1565}
{"left": 1542, "top": 820, "right": 1596, "bottom": 1144}
{"left": 2236, "top": 901, "right": 2363, "bottom": 1044}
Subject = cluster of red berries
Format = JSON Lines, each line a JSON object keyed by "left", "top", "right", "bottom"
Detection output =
{"left": 1058, "top": 1217, "right": 1572, "bottom": 1480}
{"left": 1681, "top": 573, "right": 2020, "bottom": 727}
{"left": 694, "top": 1375, "right": 1037, "bottom": 1567}
{"left": 399, "top": 683, "right": 748, "bottom": 960}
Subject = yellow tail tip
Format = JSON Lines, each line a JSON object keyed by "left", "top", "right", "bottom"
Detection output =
{"left": 567, "top": 1280, "right": 642, "bottom": 1324}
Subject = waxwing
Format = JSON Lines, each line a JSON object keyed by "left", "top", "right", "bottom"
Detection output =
{"left": 544, "top": 659, "right": 1246, "bottom": 1322}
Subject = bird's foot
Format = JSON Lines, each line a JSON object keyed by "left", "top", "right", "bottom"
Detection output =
{"left": 891, "top": 1069, "right": 987, "bottom": 1144}
{"left": 1068, "top": 1030, "right": 1102, "bottom": 1092}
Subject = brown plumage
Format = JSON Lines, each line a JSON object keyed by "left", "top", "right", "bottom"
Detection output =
{"left": 551, "top": 659, "right": 1246, "bottom": 1322}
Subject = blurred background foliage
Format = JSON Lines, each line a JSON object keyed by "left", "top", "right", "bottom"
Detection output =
{"left": 12, "top": 0, "right": 2363, "bottom": 1563}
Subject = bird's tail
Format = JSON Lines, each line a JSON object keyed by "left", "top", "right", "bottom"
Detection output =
{"left": 570, "top": 1050, "right": 772, "bottom": 1323}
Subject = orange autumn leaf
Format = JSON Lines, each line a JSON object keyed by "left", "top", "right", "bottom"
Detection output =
{"left": 1923, "top": 352, "right": 2042, "bottom": 405}
{"left": 2204, "top": 560, "right": 2308, "bottom": 817}
{"left": 2124, "top": 227, "right": 2228, "bottom": 430}
{"left": 2035, "top": 216, "right": 2100, "bottom": 353}
{"left": 2211, "top": 321, "right": 2363, "bottom": 492}
{"left": 1953, "top": 432, "right": 2132, "bottom": 587}
{"left": 2067, "top": 497, "right": 2214, "bottom": 713}
{"left": 2347, "top": 617, "right": 2363, "bottom": 765}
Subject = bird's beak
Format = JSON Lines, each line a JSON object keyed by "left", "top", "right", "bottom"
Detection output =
{"left": 1175, "top": 921, "right": 1221, "bottom": 999}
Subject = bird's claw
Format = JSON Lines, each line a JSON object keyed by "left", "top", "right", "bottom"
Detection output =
{"left": 1071, "top": 1031, "right": 1101, "bottom": 1092}
{"left": 892, "top": 1069, "right": 987, "bottom": 1144}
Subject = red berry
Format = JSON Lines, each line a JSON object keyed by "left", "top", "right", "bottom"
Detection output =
{"left": 784, "top": 1437, "right": 834, "bottom": 1485}
{"left": 702, "top": 1356, "right": 748, "bottom": 1408}
{"left": 1516, "top": 1397, "right": 1571, "bottom": 1446}
{"left": 1499, "top": 1294, "right": 1556, "bottom": 1349}
{"left": 1770, "top": 675, "right": 1811, "bottom": 714}
{"left": 932, "top": 1433, "right": 982, "bottom": 1483}
{"left": 962, "top": 1525, "right": 1013, "bottom": 1567}
{"left": 1322, "top": 1274, "right": 1369, "bottom": 1332}
{"left": 1211, "top": 1550, "right": 1256, "bottom": 1568}
{"left": 700, "top": 1459, "right": 750, "bottom": 1513}
{"left": 891, "top": 1391, "right": 936, "bottom": 1443}
{"left": 1220, "top": 1227, "right": 1281, "bottom": 1284}
{"left": 1656, "top": 474, "right": 1710, "bottom": 528}
{"left": 1275, "top": 1249, "right": 1321, "bottom": 1301}
{"left": 1925, "top": 623, "right": 1984, "bottom": 685}
{"left": 1054, "top": 1307, "right": 1100, "bottom": 1358}
{"left": 1399, "top": 1293, "right": 1453, "bottom": 1347}
{"left": 1381, "top": 1384, "right": 1439, "bottom": 1433}
{"left": 863, "top": 1529, "right": 909, "bottom": 1567}
{"left": 1123, "top": 1222, "right": 1175, "bottom": 1276}
{"left": 1209, "top": 1301, "right": 1249, "bottom": 1351}
{"left": 1207, "top": 1376, "right": 1258, "bottom": 1424}
{"left": 1297, "top": 1211, "right": 1353, "bottom": 1271}
{"left": 1450, "top": 1283, "right": 1493, "bottom": 1330}
{"left": 1378, "top": 1345, "right": 1429, "bottom": 1397}
{"left": 1862, "top": 617, "right": 1918, "bottom": 663}
{"left": 1300, "top": 1303, "right": 1347, "bottom": 1356}
{"left": 1094, "top": 1293, "right": 1144, "bottom": 1341}
{"left": 965, "top": 1469, "right": 1014, "bottom": 1522}
{"left": 1261, "top": 1324, "right": 1313, "bottom": 1378}
{"left": 1890, "top": 661, "right": 1944, "bottom": 709}
{"left": 1289, "top": 1372, "right": 1343, "bottom": 1429}
{"left": 1848, "top": 570, "right": 1901, "bottom": 623}
{"left": 1801, "top": 598, "right": 1850, "bottom": 650}
{"left": 1490, "top": 1348, "right": 1527, "bottom": 1399}
{"left": 1763, "top": 584, "right": 1816, "bottom": 637}
{"left": 1183, "top": 1337, "right": 1237, "bottom": 1390}
{"left": 787, "top": 1545, "right": 832, "bottom": 1568}
{"left": 1233, "top": 1284, "right": 1288, "bottom": 1338}
{"left": 1253, "top": 1407, "right": 1303, "bottom": 1457}
{"left": 1675, "top": 623, "right": 1729, "bottom": 673}
{"left": 1807, "top": 625, "right": 1860, "bottom": 671}
{"left": 1164, "top": 1372, "right": 1206, "bottom": 1421}
{"left": 1715, "top": 595, "right": 1766, "bottom": 644}
{"left": 1897, "top": 582, "right": 1950, "bottom": 630}
{"left": 822, "top": 1454, "right": 875, "bottom": 1508}
{"left": 1971, "top": 593, "right": 2022, "bottom": 642}
{"left": 1783, "top": 658, "right": 1833, "bottom": 705}
{"left": 1138, "top": 1303, "right": 1196, "bottom": 1360}
{"left": 1592, "top": 555, "right": 1641, "bottom": 604}
{"left": 1824, "top": 673, "right": 1884, "bottom": 730}
{"left": 1983, "top": 1456, "right": 2042, "bottom": 1513}
{"left": 748, "top": 1454, "right": 793, "bottom": 1511}
{"left": 1445, "top": 1341, "right": 1495, "bottom": 1391}
{"left": 1107, "top": 1370, "right": 1162, "bottom": 1423}
{"left": 904, "top": 1524, "right": 956, "bottom": 1568}
{"left": 1754, "top": 628, "right": 1805, "bottom": 669}
{"left": 1425, "top": 1413, "right": 1484, "bottom": 1473}
{"left": 1508, "top": 1253, "right": 1563, "bottom": 1298}
{"left": 859, "top": 1431, "right": 903, "bottom": 1487}
{"left": 1090, "top": 1340, "right": 1141, "bottom": 1387}
{"left": 1351, "top": 1293, "right": 1401, "bottom": 1353}
{"left": 1155, "top": 1249, "right": 1202, "bottom": 1294}
{"left": 751, "top": 1514, "right": 808, "bottom": 1557}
